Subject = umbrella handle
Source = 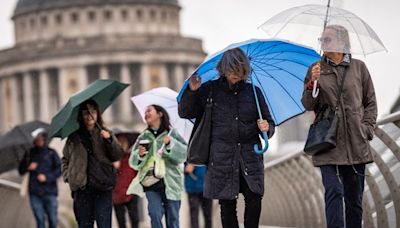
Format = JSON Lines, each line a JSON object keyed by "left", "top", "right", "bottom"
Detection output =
{"left": 254, "top": 131, "right": 269, "bottom": 154}
{"left": 312, "top": 80, "right": 319, "bottom": 98}
{"left": 250, "top": 74, "right": 270, "bottom": 154}
{"left": 94, "top": 121, "right": 112, "bottom": 144}
{"left": 157, "top": 128, "right": 174, "bottom": 155}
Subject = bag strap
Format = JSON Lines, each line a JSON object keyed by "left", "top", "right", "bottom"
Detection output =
{"left": 206, "top": 82, "right": 214, "bottom": 104}
{"left": 314, "top": 63, "right": 348, "bottom": 119}
{"left": 334, "top": 66, "right": 348, "bottom": 111}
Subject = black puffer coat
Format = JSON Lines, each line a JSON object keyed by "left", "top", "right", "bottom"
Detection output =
{"left": 178, "top": 77, "right": 275, "bottom": 200}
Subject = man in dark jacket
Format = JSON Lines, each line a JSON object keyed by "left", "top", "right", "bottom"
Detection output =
{"left": 18, "top": 128, "right": 61, "bottom": 228}
{"left": 179, "top": 48, "right": 275, "bottom": 228}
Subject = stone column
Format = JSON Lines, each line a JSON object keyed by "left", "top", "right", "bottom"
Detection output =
{"left": 39, "top": 70, "right": 50, "bottom": 121}
{"left": 2, "top": 79, "right": 9, "bottom": 128}
{"left": 120, "top": 63, "right": 132, "bottom": 123}
{"left": 58, "top": 66, "right": 88, "bottom": 106}
{"left": 8, "top": 77, "right": 20, "bottom": 126}
{"left": 79, "top": 66, "right": 88, "bottom": 90}
{"left": 99, "top": 64, "right": 112, "bottom": 122}
{"left": 100, "top": 64, "right": 109, "bottom": 80}
{"left": 159, "top": 64, "right": 168, "bottom": 88}
{"left": 140, "top": 62, "right": 150, "bottom": 92}
{"left": 0, "top": 79, "right": 4, "bottom": 132}
{"left": 23, "top": 72, "right": 34, "bottom": 121}
{"left": 174, "top": 64, "right": 186, "bottom": 90}
{"left": 58, "top": 67, "right": 69, "bottom": 106}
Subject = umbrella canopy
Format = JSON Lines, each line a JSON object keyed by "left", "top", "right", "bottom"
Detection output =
{"left": 49, "top": 79, "right": 129, "bottom": 139}
{"left": 259, "top": 4, "right": 387, "bottom": 56}
{"left": 0, "top": 121, "right": 49, "bottom": 174}
{"left": 131, "top": 87, "right": 193, "bottom": 142}
{"left": 177, "top": 39, "right": 320, "bottom": 126}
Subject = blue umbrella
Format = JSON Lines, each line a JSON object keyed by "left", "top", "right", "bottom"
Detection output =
{"left": 177, "top": 39, "right": 320, "bottom": 154}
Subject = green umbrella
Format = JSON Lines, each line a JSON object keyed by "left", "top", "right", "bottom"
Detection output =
{"left": 49, "top": 79, "right": 129, "bottom": 139}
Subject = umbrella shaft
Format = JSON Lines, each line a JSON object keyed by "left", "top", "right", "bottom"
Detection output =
{"left": 323, "top": 0, "right": 331, "bottom": 30}
{"left": 250, "top": 76, "right": 263, "bottom": 120}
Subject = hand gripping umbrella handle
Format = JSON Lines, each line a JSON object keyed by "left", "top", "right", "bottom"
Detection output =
{"left": 88, "top": 107, "right": 112, "bottom": 144}
{"left": 158, "top": 128, "right": 173, "bottom": 155}
{"left": 94, "top": 122, "right": 112, "bottom": 144}
{"left": 254, "top": 131, "right": 269, "bottom": 154}
{"left": 312, "top": 80, "right": 319, "bottom": 98}
{"left": 250, "top": 75, "right": 269, "bottom": 154}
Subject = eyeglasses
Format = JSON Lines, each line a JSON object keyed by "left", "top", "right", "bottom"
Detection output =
{"left": 318, "top": 37, "right": 332, "bottom": 44}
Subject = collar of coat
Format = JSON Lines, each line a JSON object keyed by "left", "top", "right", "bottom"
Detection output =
{"left": 323, "top": 53, "right": 351, "bottom": 67}
{"left": 217, "top": 76, "right": 248, "bottom": 92}
{"left": 142, "top": 129, "right": 169, "bottom": 141}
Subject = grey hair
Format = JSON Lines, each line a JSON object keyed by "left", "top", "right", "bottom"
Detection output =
{"left": 326, "top": 24, "right": 351, "bottom": 53}
{"left": 216, "top": 48, "right": 251, "bottom": 80}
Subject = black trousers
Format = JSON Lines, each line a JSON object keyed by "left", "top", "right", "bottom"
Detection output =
{"left": 73, "top": 188, "right": 112, "bottom": 228}
{"left": 320, "top": 164, "right": 366, "bottom": 228}
{"left": 218, "top": 174, "right": 262, "bottom": 228}
{"left": 114, "top": 197, "right": 140, "bottom": 228}
{"left": 188, "top": 193, "right": 213, "bottom": 228}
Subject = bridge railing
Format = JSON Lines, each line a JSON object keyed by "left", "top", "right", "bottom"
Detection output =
{"left": 260, "top": 111, "right": 400, "bottom": 228}
{"left": 0, "top": 175, "right": 72, "bottom": 228}
{"left": 0, "top": 178, "right": 36, "bottom": 228}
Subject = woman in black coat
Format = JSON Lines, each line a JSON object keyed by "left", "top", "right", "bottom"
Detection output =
{"left": 178, "top": 48, "right": 275, "bottom": 228}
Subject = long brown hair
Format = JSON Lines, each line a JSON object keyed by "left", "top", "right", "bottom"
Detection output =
{"left": 78, "top": 99, "right": 107, "bottom": 130}
{"left": 216, "top": 48, "right": 251, "bottom": 80}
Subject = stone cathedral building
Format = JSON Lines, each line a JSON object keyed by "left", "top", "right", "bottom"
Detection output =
{"left": 0, "top": 0, "right": 206, "bottom": 133}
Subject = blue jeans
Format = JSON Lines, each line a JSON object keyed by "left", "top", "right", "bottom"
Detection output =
{"left": 320, "top": 164, "right": 365, "bottom": 228}
{"left": 145, "top": 191, "right": 181, "bottom": 228}
{"left": 73, "top": 187, "right": 112, "bottom": 228}
{"left": 29, "top": 194, "right": 58, "bottom": 228}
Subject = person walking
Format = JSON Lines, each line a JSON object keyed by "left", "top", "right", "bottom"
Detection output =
{"left": 113, "top": 133, "right": 140, "bottom": 228}
{"left": 302, "top": 25, "right": 378, "bottom": 228}
{"left": 18, "top": 128, "right": 61, "bottom": 228}
{"left": 61, "top": 99, "right": 124, "bottom": 228}
{"left": 178, "top": 48, "right": 275, "bottom": 228}
{"left": 127, "top": 104, "right": 187, "bottom": 228}
{"left": 184, "top": 163, "right": 213, "bottom": 228}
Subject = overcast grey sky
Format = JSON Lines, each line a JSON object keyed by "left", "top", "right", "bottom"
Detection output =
{"left": 1, "top": 0, "right": 399, "bottom": 117}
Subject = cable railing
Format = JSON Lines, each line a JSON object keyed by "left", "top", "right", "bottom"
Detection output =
{"left": 260, "top": 111, "right": 400, "bottom": 228}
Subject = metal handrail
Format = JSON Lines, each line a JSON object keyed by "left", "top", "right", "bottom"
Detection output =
{"left": 261, "top": 111, "right": 400, "bottom": 228}
{"left": 0, "top": 178, "right": 21, "bottom": 190}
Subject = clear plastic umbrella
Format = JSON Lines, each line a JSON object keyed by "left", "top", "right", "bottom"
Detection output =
{"left": 259, "top": 3, "right": 387, "bottom": 55}
{"left": 259, "top": 2, "right": 387, "bottom": 97}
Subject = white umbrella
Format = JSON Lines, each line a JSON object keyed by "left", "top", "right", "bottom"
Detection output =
{"left": 131, "top": 87, "right": 193, "bottom": 143}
